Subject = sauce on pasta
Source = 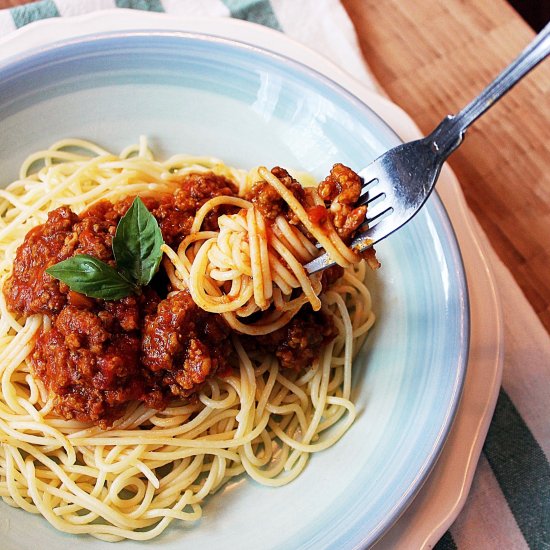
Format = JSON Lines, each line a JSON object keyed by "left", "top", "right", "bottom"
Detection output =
{"left": 0, "top": 139, "right": 378, "bottom": 541}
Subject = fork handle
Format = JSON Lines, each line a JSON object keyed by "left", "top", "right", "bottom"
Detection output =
{"left": 430, "top": 21, "right": 550, "bottom": 158}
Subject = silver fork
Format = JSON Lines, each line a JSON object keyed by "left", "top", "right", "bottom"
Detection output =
{"left": 305, "top": 22, "right": 550, "bottom": 274}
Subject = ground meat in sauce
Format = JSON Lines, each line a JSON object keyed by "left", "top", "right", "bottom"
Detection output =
{"left": 246, "top": 167, "right": 308, "bottom": 224}
{"left": 160, "top": 172, "right": 239, "bottom": 246}
{"left": 245, "top": 307, "right": 338, "bottom": 371}
{"left": 3, "top": 166, "right": 369, "bottom": 427}
{"left": 142, "top": 290, "right": 232, "bottom": 398}
{"left": 3, "top": 207, "right": 79, "bottom": 315}
{"left": 4, "top": 172, "right": 239, "bottom": 426}
{"left": 31, "top": 291, "right": 163, "bottom": 428}
{"left": 318, "top": 163, "right": 367, "bottom": 241}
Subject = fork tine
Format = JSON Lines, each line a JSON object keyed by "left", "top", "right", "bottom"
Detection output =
{"left": 357, "top": 166, "right": 395, "bottom": 223}
{"left": 364, "top": 199, "right": 393, "bottom": 224}
{"left": 350, "top": 214, "right": 398, "bottom": 251}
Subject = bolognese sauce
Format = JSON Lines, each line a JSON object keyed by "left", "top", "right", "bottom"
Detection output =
{"left": 4, "top": 167, "right": 356, "bottom": 427}
{"left": 3, "top": 173, "right": 241, "bottom": 426}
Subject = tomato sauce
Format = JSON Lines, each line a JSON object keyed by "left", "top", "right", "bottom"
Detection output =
{"left": 3, "top": 168, "right": 353, "bottom": 427}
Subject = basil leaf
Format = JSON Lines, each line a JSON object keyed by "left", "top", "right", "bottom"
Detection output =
{"left": 113, "top": 197, "right": 164, "bottom": 286}
{"left": 46, "top": 255, "right": 136, "bottom": 300}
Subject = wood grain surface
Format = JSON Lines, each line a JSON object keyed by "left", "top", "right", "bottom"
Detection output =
{"left": 0, "top": 0, "right": 33, "bottom": 6}
{"left": 1, "top": 0, "right": 549, "bottom": 331}
{"left": 342, "top": 0, "right": 550, "bottom": 331}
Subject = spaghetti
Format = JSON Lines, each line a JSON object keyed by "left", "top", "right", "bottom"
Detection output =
{"left": 0, "top": 139, "right": 376, "bottom": 541}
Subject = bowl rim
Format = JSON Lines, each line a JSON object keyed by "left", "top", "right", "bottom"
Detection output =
{"left": 0, "top": 28, "right": 406, "bottom": 152}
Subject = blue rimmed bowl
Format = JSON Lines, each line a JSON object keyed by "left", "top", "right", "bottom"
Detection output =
{"left": 0, "top": 31, "right": 468, "bottom": 549}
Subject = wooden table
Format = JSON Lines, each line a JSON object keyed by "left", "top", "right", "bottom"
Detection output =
{"left": 337, "top": 5, "right": 550, "bottom": 547}
{"left": 342, "top": 0, "right": 550, "bottom": 332}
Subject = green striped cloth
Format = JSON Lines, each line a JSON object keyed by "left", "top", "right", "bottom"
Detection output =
{"left": 0, "top": 1, "right": 548, "bottom": 549}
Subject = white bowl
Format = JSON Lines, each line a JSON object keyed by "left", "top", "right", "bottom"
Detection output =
{"left": 0, "top": 29, "right": 468, "bottom": 549}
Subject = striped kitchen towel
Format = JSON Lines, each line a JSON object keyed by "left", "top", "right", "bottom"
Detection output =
{"left": 0, "top": 0, "right": 375, "bottom": 89}
{"left": 0, "top": 1, "right": 548, "bottom": 549}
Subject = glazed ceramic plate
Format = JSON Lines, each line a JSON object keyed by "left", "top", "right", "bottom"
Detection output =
{"left": 0, "top": 15, "right": 492, "bottom": 550}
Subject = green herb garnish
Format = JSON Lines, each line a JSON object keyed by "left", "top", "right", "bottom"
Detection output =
{"left": 46, "top": 197, "right": 164, "bottom": 300}
{"left": 46, "top": 255, "right": 137, "bottom": 300}
{"left": 113, "top": 196, "right": 164, "bottom": 286}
